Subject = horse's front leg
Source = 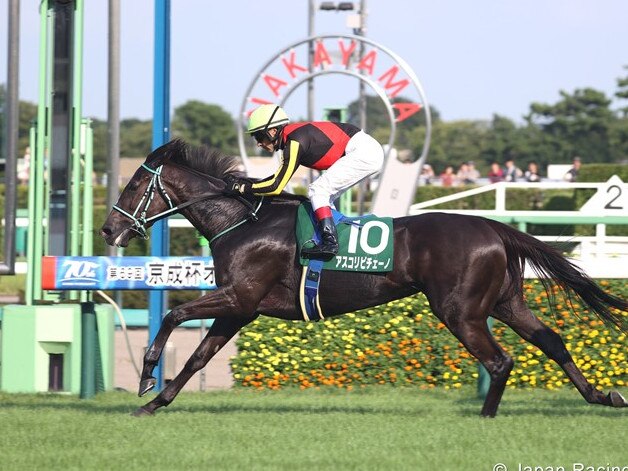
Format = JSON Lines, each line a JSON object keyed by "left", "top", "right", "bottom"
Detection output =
{"left": 138, "top": 285, "right": 243, "bottom": 396}
{"left": 133, "top": 315, "right": 255, "bottom": 416}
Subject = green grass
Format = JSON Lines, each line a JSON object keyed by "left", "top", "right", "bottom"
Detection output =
{"left": 0, "top": 387, "right": 626, "bottom": 470}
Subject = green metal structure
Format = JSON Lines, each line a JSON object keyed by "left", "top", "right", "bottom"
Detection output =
{"left": 0, "top": 0, "right": 112, "bottom": 397}
{"left": 0, "top": 304, "right": 114, "bottom": 393}
{"left": 26, "top": 0, "right": 93, "bottom": 304}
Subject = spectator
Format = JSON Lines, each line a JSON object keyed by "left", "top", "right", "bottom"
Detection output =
{"left": 17, "top": 147, "right": 31, "bottom": 185}
{"left": 467, "top": 161, "right": 480, "bottom": 183}
{"left": 457, "top": 161, "right": 480, "bottom": 185}
{"left": 503, "top": 158, "right": 523, "bottom": 182}
{"left": 487, "top": 161, "right": 504, "bottom": 183}
{"left": 440, "top": 165, "right": 457, "bottom": 187}
{"left": 524, "top": 161, "right": 541, "bottom": 182}
{"left": 419, "top": 163, "right": 435, "bottom": 185}
{"left": 563, "top": 156, "right": 581, "bottom": 182}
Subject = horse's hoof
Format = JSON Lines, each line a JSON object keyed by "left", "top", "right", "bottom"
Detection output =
{"left": 608, "top": 391, "right": 628, "bottom": 407}
{"left": 131, "top": 406, "right": 154, "bottom": 417}
{"left": 138, "top": 377, "right": 156, "bottom": 397}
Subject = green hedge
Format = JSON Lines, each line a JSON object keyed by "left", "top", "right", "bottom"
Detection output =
{"left": 578, "top": 164, "right": 628, "bottom": 182}
{"left": 231, "top": 280, "right": 628, "bottom": 391}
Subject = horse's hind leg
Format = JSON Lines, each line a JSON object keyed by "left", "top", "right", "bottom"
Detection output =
{"left": 445, "top": 318, "right": 514, "bottom": 417}
{"left": 428, "top": 293, "right": 513, "bottom": 417}
{"left": 493, "top": 296, "right": 627, "bottom": 408}
{"left": 133, "top": 316, "right": 254, "bottom": 416}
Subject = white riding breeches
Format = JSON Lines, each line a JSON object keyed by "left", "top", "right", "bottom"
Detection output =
{"left": 308, "top": 130, "right": 384, "bottom": 212}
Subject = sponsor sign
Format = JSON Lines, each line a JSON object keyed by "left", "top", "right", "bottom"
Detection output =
{"left": 42, "top": 256, "right": 216, "bottom": 290}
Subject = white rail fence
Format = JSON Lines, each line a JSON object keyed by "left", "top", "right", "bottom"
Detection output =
{"left": 408, "top": 178, "right": 628, "bottom": 278}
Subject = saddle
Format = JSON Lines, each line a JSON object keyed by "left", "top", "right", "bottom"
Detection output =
{"left": 295, "top": 202, "right": 394, "bottom": 321}
{"left": 295, "top": 202, "right": 394, "bottom": 272}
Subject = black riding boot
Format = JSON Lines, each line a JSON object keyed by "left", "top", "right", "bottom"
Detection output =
{"left": 301, "top": 217, "right": 339, "bottom": 261}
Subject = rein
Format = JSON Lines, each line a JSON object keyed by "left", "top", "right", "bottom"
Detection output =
{"left": 113, "top": 163, "right": 261, "bottom": 242}
{"left": 208, "top": 197, "right": 264, "bottom": 246}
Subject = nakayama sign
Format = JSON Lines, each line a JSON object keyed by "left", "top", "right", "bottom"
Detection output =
{"left": 238, "top": 34, "right": 431, "bottom": 166}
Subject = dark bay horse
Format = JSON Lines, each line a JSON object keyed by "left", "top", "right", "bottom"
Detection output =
{"left": 100, "top": 139, "right": 628, "bottom": 417}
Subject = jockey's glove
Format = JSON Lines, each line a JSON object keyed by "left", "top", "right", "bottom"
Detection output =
{"left": 223, "top": 174, "right": 249, "bottom": 196}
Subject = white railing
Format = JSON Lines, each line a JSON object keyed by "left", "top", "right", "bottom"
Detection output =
{"left": 409, "top": 180, "right": 628, "bottom": 278}
{"left": 410, "top": 180, "right": 605, "bottom": 212}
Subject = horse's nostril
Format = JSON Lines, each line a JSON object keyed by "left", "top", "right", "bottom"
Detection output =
{"left": 101, "top": 226, "right": 112, "bottom": 236}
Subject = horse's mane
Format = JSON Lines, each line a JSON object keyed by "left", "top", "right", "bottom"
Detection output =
{"left": 147, "top": 138, "right": 308, "bottom": 204}
{"left": 147, "top": 138, "right": 241, "bottom": 179}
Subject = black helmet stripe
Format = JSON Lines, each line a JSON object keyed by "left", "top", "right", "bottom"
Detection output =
{"left": 263, "top": 105, "right": 281, "bottom": 133}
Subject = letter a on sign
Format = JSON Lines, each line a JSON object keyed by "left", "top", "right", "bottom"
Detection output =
{"left": 378, "top": 65, "right": 410, "bottom": 98}
{"left": 356, "top": 50, "right": 378, "bottom": 75}
{"left": 262, "top": 74, "right": 288, "bottom": 97}
{"left": 393, "top": 103, "right": 422, "bottom": 123}
{"left": 281, "top": 50, "right": 307, "bottom": 78}
{"left": 314, "top": 41, "right": 332, "bottom": 68}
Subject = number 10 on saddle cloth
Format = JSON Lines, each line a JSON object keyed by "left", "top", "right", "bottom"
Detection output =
{"left": 295, "top": 203, "right": 394, "bottom": 273}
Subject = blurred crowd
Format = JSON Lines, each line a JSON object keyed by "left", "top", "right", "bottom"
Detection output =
{"left": 419, "top": 156, "right": 582, "bottom": 187}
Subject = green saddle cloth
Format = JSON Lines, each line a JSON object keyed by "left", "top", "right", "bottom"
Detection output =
{"left": 295, "top": 203, "right": 394, "bottom": 272}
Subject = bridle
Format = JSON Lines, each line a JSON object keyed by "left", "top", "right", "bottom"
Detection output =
{"left": 113, "top": 164, "right": 176, "bottom": 239}
{"left": 112, "top": 163, "right": 261, "bottom": 242}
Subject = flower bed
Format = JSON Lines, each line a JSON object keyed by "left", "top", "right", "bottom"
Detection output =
{"left": 231, "top": 280, "right": 627, "bottom": 391}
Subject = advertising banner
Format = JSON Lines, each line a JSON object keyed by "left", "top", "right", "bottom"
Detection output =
{"left": 42, "top": 256, "right": 216, "bottom": 290}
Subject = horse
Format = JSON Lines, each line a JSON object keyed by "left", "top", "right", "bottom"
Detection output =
{"left": 100, "top": 139, "right": 628, "bottom": 417}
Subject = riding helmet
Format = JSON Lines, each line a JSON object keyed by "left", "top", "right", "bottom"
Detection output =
{"left": 247, "top": 104, "right": 290, "bottom": 134}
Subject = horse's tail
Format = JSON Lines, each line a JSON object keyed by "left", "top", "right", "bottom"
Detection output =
{"left": 485, "top": 219, "right": 628, "bottom": 334}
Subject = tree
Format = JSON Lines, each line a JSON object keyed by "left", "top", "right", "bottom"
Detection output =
{"left": 613, "top": 68, "right": 628, "bottom": 161}
{"left": 345, "top": 94, "right": 440, "bottom": 156}
{"left": 90, "top": 118, "right": 107, "bottom": 174}
{"left": 608, "top": 118, "right": 628, "bottom": 163}
{"left": 481, "top": 114, "right": 546, "bottom": 168}
{"left": 120, "top": 118, "right": 152, "bottom": 157}
{"left": 172, "top": 100, "right": 237, "bottom": 153}
{"left": 525, "top": 88, "right": 615, "bottom": 163}
{"left": 17, "top": 100, "right": 37, "bottom": 155}
{"left": 0, "top": 85, "right": 4, "bottom": 164}
{"left": 422, "top": 120, "right": 490, "bottom": 173}
{"left": 482, "top": 115, "right": 520, "bottom": 164}
{"left": 0, "top": 84, "right": 38, "bottom": 159}
{"left": 76, "top": 117, "right": 153, "bottom": 176}
{"left": 346, "top": 94, "right": 440, "bottom": 130}
{"left": 615, "top": 65, "right": 628, "bottom": 118}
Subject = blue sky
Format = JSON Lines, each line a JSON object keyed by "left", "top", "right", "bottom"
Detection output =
{"left": 1, "top": 0, "right": 627, "bottom": 125}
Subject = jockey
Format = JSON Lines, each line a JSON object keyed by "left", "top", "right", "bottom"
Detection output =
{"left": 226, "top": 104, "right": 384, "bottom": 261}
